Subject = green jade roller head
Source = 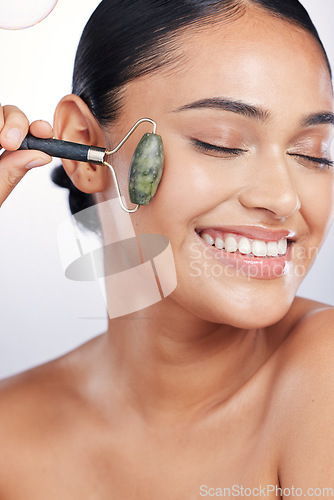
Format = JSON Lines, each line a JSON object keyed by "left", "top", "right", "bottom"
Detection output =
{"left": 128, "top": 131, "right": 164, "bottom": 207}
{"left": 15, "top": 117, "right": 164, "bottom": 213}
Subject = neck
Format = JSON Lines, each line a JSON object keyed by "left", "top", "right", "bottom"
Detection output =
{"left": 99, "top": 297, "right": 270, "bottom": 425}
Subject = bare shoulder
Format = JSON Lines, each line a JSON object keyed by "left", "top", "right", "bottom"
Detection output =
{"left": 278, "top": 295, "right": 334, "bottom": 373}
{"left": 0, "top": 334, "right": 102, "bottom": 427}
{"left": 273, "top": 296, "right": 334, "bottom": 486}
{"left": 0, "top": 332, "right": 103, "bottom": 405}
{"left": 0, "top": 352, "right": 77, "bottom": 444}
{"left": 0, "top": 336, "right": 102, "bottom": 489}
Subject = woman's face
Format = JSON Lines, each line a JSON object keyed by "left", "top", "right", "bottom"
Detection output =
{"left": 103, "top": 10, "right": 334, "bottom": 328}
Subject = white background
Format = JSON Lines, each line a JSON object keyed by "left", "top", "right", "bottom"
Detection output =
{"left": 0, "top": 0, "right": 333, "bottom": 379}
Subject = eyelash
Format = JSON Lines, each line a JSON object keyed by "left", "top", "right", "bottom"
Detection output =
{"left": 192, "top": 139, "right": 246, "bottom": 156}
{"left": 288, "top": 153, "right": 334, "bottom": 170}
{"left": 192, "top": 139, "right": 334, "bottom": 170}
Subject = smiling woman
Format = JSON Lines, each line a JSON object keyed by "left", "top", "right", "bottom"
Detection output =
{"left": 0, "top": 0, "right": 334, "bottom": 498}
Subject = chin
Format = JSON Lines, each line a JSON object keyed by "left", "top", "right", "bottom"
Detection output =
{"left": 171, "top": 275, "right": 298, "bottom": 330}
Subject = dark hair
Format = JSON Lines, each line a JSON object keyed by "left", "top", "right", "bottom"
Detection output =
{"left": 52, "top": 0, "right": 332, "bottom": 228}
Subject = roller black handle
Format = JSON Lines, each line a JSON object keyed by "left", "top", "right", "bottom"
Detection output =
{"left": 19, "top": 134, "right": 106, "bottom": 164}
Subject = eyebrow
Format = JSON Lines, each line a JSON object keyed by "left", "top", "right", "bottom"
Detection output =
{"left": 174, "top": 97, "right": 334, "bottom": 127}
{"left": 174, "top": 97, "right": 270, "bottom": 122}
{"left": 301, "top": 112, "right": 334, "bottom": 127}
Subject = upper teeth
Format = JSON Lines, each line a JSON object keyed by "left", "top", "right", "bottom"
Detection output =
{"left": 201, "top": 233, "right": 288, "bottom": 257}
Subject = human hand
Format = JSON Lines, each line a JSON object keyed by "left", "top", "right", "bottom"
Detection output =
{"left": 0, "top": 105, "right": 53, "bottom": 207}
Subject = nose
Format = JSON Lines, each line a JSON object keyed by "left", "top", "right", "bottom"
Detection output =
{"left": 237, "top": 152, "right": 301, "bottom": 220}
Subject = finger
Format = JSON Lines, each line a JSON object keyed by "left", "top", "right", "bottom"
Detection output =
{"left": 0, "top": 149, "right": 52, "bottom": 208}
{"left": 30, "top": 120, "right": 54, "bottom": 139}
{"left": 0, "top": 105, "right": 30, "bottom": 151}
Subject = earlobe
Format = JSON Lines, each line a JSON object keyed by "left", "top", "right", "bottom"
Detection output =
{"left": 53, "top": 94, "right": 109, "bottom": 194}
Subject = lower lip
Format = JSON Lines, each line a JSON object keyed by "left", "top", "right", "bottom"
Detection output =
{"left": 195, "top": 232, "right": 292, "bottom": 280}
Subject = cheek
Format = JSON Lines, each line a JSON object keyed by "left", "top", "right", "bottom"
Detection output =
{"left": 153, "top": 140, "right": 240, "bottom": 226}
{"left": 297, "top": 170, "right": 334, "bottom": 241}
{"left": 288, "top": 170, "right": 334, "bottom": 271}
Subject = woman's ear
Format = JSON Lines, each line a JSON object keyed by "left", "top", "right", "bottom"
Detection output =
{"left": 53, "top": 94, "right": 109, "bottom": 194}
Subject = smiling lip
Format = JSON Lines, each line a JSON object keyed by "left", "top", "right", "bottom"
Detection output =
{"left": 195, "top": 225, "right": 296, "bottom": 242}
{"left": 194, "top": 226, "right": 294, "bottom": 280}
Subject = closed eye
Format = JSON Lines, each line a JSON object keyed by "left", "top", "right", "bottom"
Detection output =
{"left": 288, "top": 153, "right": 334, "bottom": 170}
{"left": 191, "top": 139, "right": 247, "bottom": 156}
{"left": 191, "top": 139, "right": 334, "bottom": 169}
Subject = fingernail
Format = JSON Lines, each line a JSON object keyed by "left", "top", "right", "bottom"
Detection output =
{"left": 6, "top": 128, "right": 22, "bottom": 146}
{"left": 26, "top": 157, "right": 50, "bottom": 169}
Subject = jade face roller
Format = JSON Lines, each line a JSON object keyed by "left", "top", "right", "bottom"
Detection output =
{"left": 14, "top": 118, "right": 164, "bottom": 213}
